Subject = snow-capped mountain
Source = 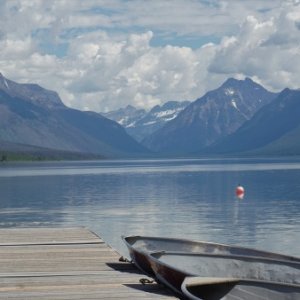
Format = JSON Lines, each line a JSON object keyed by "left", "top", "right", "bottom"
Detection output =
{"left": 101, "top": 105, "right": 146, "bottom": 130}
{"left": 4, "top": 71, "right": 299, "bottom": 158}
{"left": 102, "top": 100, "right": 190, "bottom": 141}
{"left": 142, "top": 78, "right": 278, "bottom": 154}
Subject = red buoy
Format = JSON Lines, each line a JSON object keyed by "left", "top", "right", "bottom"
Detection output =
{"left": 235, "top": 185, "right": 245, "bottom": 199}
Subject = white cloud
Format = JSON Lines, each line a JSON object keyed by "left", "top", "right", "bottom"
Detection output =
{"left": 0, "top": 38, "right": 34, "bottom": 59}
{"left": 209, "top": 4, "right": 300, "bottom": 91}
{"left": 0, "top": 0, "right": 300, "bottom": 112}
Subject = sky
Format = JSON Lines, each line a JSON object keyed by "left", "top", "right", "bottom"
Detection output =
{"left": 0, "top": 0, "right": 300, "bottom": 112}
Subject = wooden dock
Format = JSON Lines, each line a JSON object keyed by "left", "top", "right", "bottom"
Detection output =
{"left": 0, "top": 227, "right": 178, "bottom": 299}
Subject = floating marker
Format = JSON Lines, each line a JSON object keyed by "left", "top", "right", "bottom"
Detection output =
{"left": 235, "top": 185, "right": 245, "bottom": 199}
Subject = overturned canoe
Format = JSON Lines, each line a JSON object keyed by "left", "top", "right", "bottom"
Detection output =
{"left": 122, "top": 235, "right": 300, "bottom": 277}
{"left": 148, "top": 251, "right": 300, "bottom": 296}
{"left": 181, "top": 276, "right": 300, "bottom": 300}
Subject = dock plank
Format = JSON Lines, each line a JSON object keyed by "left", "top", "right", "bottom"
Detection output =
{"left": 0, "top": 227, "right": 102, "bottom": 245}
{"left": 0, "top": 227, "right": 178, "bottom": 299}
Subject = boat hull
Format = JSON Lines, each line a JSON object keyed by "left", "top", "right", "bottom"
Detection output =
{"left": 182, "top": 276, "right": 300, "bottom": 300}
{"left": 148, "top": 251, "right": 300, "bottom": 297}
{"left": 122, "top": 235, "right": 300, "bottom": 277}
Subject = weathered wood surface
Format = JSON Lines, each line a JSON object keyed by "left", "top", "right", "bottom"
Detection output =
{"left": 0, "top": 227, "right": 178, "bottom": 299}
{"left": 0, "top": 227, "right": 102, "bottom": 245}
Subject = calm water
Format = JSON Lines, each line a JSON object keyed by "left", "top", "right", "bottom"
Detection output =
{"left": 0, "top": 158, "right": 299, "bottom": 258}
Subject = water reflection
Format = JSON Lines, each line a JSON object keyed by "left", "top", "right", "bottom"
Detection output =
{"left": 0, "top": 158, "right": 299, "bottom": 257}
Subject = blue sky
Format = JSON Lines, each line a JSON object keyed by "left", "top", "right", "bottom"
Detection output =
{"left": 0, "top": 0, "right": 300, "bottom": 112}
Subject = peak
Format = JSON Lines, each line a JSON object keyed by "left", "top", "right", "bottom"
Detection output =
{"left": 278, "top": 87, "right": 300, "bottom": 97}
{"left": 0, "top": 72, "right": 6, "bottom": 81}
{"left": 150, "top": 104, "right": 162, "bottom": 113}
{"left": 245, "top": 77, "right": 254, "bottom": 83}
{"left": 221, "top": 78, "right": 241, "bottom": 89}
{"left": 124, "top": 105, "right": 138, "bottom": 113}
{"left": 221, "top": 77, "right": 258, "bottom": 89}
{"left": 0, "top": 72, "right": 10, "bottom": 90}
{"left": 0, "top": 74, "right": 65, "bottom": 109}
{"left": 223, "top": 77, "right": 248, "bottom": 84}
{"left": 0, "top": 73, "right": 10, "bottom": 83}
{"left": 125, "top": 105, "right": 136, "bottom": 110}
{"left": 162, "top": 101, "right": 178, "bottom": 108}
{"left": 223, "top": 77, "right": 239, "bottom": 84}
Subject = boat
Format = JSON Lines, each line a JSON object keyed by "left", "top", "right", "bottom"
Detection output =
{"left": 148, "top": 251, "right": 300, "bottom": 296}
{"left": 122, "top": 235, "right": 300, "bottom": 277}
{"left": 181, "top": 276, "right": 300, "bottom": 300}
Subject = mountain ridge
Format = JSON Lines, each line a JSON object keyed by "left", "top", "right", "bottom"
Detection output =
{"left": 101, "top": 100, "right": 190, "bottom": 142}
{"left": 0, "top": 73, "right": 149, "bottom": 158}
{"left": 142, "top": 77, "right": 278, "bottom": 154}
{"left": 1, "top": 73, "right": 299, "bottom": 159}
{"left": 206, "top": 88, "right": 300, "bottom": 155}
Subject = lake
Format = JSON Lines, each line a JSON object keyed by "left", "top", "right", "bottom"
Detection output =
{"left": 0, "top": 158, "right": 299, "bottom": 258}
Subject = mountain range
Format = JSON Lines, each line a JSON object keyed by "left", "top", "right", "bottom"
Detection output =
{"left": 0, "top": 73, "right": 148, "bottom": 158}
{"left": 142, "top": 77, "right": 278, "bottom": 154}
{"left": 101, "top": 100, "right": 190, "bottom": 142}
{"left": 207, "top": 87, "right": 300, "bottom": 156}
{"left": 104, "top": 78, "right": 300, "bottom": 156}
{"left": 1, "top": 73, "right": 299, "bottom": 159}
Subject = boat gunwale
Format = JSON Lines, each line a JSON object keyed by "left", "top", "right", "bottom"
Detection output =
{"left": 122, "top": 235, "right": 300, "bottom": 262}
{"left": 148, "top": 250, "right": 300, "bottom": 272}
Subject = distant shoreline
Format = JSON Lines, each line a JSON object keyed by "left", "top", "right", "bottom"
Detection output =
{"left": 1, "top": 149, "right": 300, "bottom": 162}
{"left": 0, "top": 150, "right": 105, "bottom": 162}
